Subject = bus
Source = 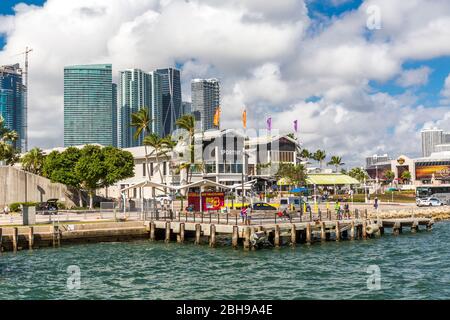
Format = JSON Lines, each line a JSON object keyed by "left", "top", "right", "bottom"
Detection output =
{"left": 416, "top": 185, "right": 450, "bottom": 204}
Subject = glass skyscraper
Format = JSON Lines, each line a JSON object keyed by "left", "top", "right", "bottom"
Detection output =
{"left": 118, "top": 69, "right": 162, "bottom": 148}
{"left": 155, "top": 68, "right": 182, "bottom": 137}
{"left": 0, "top": 64, "right": 25, "bottom": 151}
{"left": 191, "top": 78, "right": 220, "bottom": 132}
{"left": 64, "top": 64, "right": 115, "bottom": 147}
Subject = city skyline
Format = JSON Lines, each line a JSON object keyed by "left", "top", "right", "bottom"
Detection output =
{"left": 1, "top": 1, "right": 450, "bottom": 166}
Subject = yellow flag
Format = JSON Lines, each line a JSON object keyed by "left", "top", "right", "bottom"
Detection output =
{"left": 213, "top": 107, "right": 221, "bottom": 127}
{"left": 242, "top": 109, "right": 247, "bottom": 128}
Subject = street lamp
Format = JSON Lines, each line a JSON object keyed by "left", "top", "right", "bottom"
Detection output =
{"left": 373, "top": 155, "right": 379, "bottom": 195}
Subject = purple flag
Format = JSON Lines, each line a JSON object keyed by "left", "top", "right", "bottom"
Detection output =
{"left": 294, "top": 120, "right": 298, "bottom": 132}
{"left": 267, "top": 117, "right": 272, "bottom": 131}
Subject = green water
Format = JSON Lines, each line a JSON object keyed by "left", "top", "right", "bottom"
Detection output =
{"left": 1, "top": 222, "right": 449, "bottom": 300}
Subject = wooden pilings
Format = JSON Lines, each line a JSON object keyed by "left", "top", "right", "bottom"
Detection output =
{"left": 177, "top": 223, "right": 185, "bottom": 243}
{"left": 0, "top": 228, "right": 2, "bottom": 252}
{"left": 274, "top": 225, "right": 281, "bottom": 248}
{"left": 393, "top": 222, "right": 402, "bottom": 235}
{"left": 28, "top": 227, "right": 34, "bottom": 250}
{"left": 243, "top": 227, "right": 251, "bottom": 250}
{"left": 195, "top": 224, "right": 202, "bottom": 245}
{"left": 411, "top": 221, "right": 418, "bottom": 233}
{"left": 335, "top": 221, "right": 341, "bottom": 241}
{"left": 165, "top": 221, "right": 171, "bottom": 243}
{"left": 320, "top": 222, "right": 326, "bottom": 241}
{"left": 306, "top": 223, "right": 312, "bottom": 244}
{"left": 350, "top": 221, "right": 355, "bottom": 240}
{"left": 291, "top": 224, "right": 296, "bottom": 246}
{"left": 362, "top": 220, "right": 367, "bottom": 239}
{"left": 232, "top": 226, "right": 239, "bottom": 249}
{"left": 149, "top": 221, "right": 156, "bottom": 241}
{"left": 12, "top": 227, "right": 18, "bottom": 252}
{"left": 209, "top": 224, "right": 216, "bottom": 248}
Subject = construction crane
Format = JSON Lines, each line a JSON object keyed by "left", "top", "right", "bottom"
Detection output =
{"left": 12, "top": 47, "right": 33, "bottom": 152}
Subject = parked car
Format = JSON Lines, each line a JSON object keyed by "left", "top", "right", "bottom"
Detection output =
{"left": 36, "top": 199, "right": 59, "bottom": 215}
{"left": 251, "top": 202, "right": 277, "bottom": 211}
{"left": 155, "top": 194, "right": 173, "bottom": 203}
{"left": 416, "top": 197, "right": 444, "bottom": 207}
{"left": 279, "top": 197, "right": 311, "bottom": 212}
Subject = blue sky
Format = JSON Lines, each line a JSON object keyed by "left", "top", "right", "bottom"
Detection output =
{"left": 1, "top": 0, "right": 450, "bottom": 164}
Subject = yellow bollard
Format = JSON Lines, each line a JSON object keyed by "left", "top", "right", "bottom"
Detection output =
{"left": 326, "top": 202, "right": 329, "bottom": 210}
{"left": 303, "top": 203, "right": 306, "bottom": 215}
{"left": 314, "top": 202, "right": 318, "bottom": 214}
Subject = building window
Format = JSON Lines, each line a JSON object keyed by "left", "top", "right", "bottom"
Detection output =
{"left": 150, "top": 163, "right": 154, "bottom": 176}
{"left": 143, "top": 163, "right": 146, "bottom": 177}
{"left": 163, "top": 162, "right": 167, "bottom": 176}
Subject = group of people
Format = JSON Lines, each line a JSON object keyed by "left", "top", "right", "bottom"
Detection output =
{"left": 334, "top": 200, "right": 351, "bottom": 220}
{"left": 240, "top": 206, "right": 252, "bottom": 225}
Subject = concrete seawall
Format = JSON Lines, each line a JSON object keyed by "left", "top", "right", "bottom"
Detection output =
{"left": 0, "top": 166, "right": 77, "bottom": 207}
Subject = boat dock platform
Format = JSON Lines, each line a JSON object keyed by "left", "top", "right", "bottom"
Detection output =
{"left": 0, "top": 215, "right": 434, "bottom": 252}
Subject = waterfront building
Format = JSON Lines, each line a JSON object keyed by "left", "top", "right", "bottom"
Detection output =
{"left": 64, "top": 64, "right": 115, "bottom": 147}
{"left": 155, "top": 68, "right": 182, "bottom": 137}
{"left": 112, "top": 129, "right": 301, "bottom": 199}
{"left": 191, "top": 79, "right": 220, "bottom": 132}
{"left": 0, "top": 64, "right": 25, "bottom": 151}
{"left": 118, "top": 69, "right": 162, "bottom": 148}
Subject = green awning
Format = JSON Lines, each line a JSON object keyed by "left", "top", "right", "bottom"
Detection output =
{"left": 306, "top": 174, "right": 360, "bottom": 185}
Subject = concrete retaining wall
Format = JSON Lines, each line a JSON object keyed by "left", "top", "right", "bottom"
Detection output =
{"left": 0, "top": 166, "right": 77, "bottom": 207}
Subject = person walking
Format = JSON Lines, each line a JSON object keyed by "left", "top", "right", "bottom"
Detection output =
{"left": 335, "top": 201, "right": 341, "bottom": 220}
{"left": 240, "top": 206, "right": 247, "bottom": 223}
{"left": 374, "top": 197, "right": 379, "bottom": 212}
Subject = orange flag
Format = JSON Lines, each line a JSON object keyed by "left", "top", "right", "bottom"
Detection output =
{"left": 242, "top": 109, "right": 247, "bottom": 128}
{"left": 213, "top": 107, "right": 221, "bottom": 127}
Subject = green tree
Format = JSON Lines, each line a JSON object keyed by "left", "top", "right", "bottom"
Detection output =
{"left": 327, "top": 156, "right": 345, "bottom": 173}
{"left": 312, "top": 149, "right": 326, "bottom": 169}
{"left": 275, "top": 163, "right": 307, "bottom": 187}
{"left": 20, "top": 147, "right": 45, "bottom": 175}
{"left": 130, "top": 108, "right": 151, "bottom": 178}
{"left": 74, "top": 145, "right": 106, "bottom": 209}
{"left": 43, "top": 147, "right": 84, "bottom": 207}
{"left": 401, "top": 170, "right": 412, "bottom": 184}
{"left": 0, "top": 116, "right": 19, "bottom": 165}
{"left": 384, "top": 170, "right": 395, "bottom": 184}
{"left": 348, "top": 167, "right": 369, "bottom": 183}
{"left": 101, "top": 146, "right": 135, "bottom": 196}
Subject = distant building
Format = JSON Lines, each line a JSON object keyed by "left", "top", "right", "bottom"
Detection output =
{"left": 365, "top": 154, "right": 392, "bottom": 167}
{"left": 64, "top": 64, "right": 115, "bottom": 147}
{"left": 112, "top": 83, "right": 117, "bottom": 148}
{"left": 155, "top": 68, "right": 182, "bottom": 137}
{"left": 181, "top": 101, "right": 192, "bottom": 117}
{"left": 0, "top": 64, "right": 25, "bottom": 151}
{"left": 191, "top": 78, "right": 220, "bottom": 132}
{"left": 421, "top": 128, "right": 444, "bottom": 157}
{"left": 118, "top": 69, "right": 162, "bottom": 148}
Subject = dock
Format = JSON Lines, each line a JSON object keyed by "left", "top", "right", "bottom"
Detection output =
{"left": 0, "top": 212, "right": 434, "bottom": 252}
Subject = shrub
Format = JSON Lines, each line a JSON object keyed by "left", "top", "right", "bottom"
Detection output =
{"left": 8, "top": 202, "right": 38, "bottom": 212}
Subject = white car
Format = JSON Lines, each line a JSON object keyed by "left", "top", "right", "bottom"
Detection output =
{"left": 416, "top": 197, "right": 444, "bottom": 207}
{"left": 155, "top": 195, "right": 172, "bottom": 203}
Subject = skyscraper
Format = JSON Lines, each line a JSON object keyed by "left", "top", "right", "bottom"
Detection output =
{"left": 155, "top": 68, "right": 182, "bottom": 137}
{"left": 118, "top": 69, "right": 162, "bottom": 148}
{"left": 112, "top": 83, "right": 118, "bottom": 148}
{"left": 0, "top": 64, "right": 25, "bottom": 151}
{"left": 421, "top": 128, "right": 443, "bottom": 157}
{"left": 191, "top": 78, "right": 220, "bottom": 131}
{"left": 64, "top": 64, "right": 115, "bottom": 147}
{"left": 181, "top": 101, "right": 192, "bottom": 116}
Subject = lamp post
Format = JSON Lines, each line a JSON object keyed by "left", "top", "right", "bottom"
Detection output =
{"left": 362, "top": 166, "right": 368, "bottom": 204}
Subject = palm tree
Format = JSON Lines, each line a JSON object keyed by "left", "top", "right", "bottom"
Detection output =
{"left": 348, "top": 167, "right": 369, "bottom": 183}
{"left": 401, "top": 171, "right": 412, "bottom": 184}
{"left": 143, "top": 133, "right": 171, "bottom": 184}
{"left": 21, "top": 147, "right": 45, "bottom": 175}
{"left": 313, "top": 149, "right": 326, "bottom": 169}
{"left": 384, "top": 170, "right": 395, "bottom": 184}
{"left": 0, "top": 115, "right": 19, "bottom": 165}
{"left": 327, "top": 156, "right": 345, "bottom": 173}
{"left": 176, "top": 115, "right": 196, "bottom": 184}
{"left": 300, "top": 149, "right": 312, "bottom": 161}
{"left": 131, "top": 108, "right": 151, "bottom": 179}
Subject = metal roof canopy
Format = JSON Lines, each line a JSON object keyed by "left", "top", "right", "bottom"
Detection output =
{"left": 120, "top": 180, "right": 178, "bottom": 193}
{"left": 306, "top": 174, "right": 360, "bottom": 185}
